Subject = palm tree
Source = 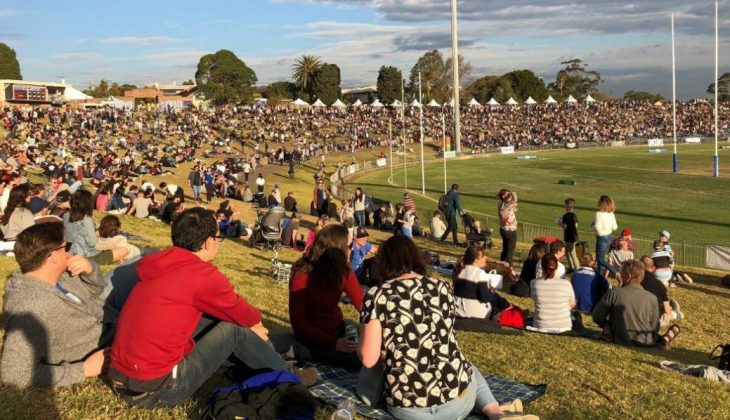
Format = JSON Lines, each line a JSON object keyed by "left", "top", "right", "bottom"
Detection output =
{"left": 292, "top": 55, "right": 322, "bottom": 98}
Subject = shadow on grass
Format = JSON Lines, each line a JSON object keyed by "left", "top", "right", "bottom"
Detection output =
{"left": 0, "top": 386, "right": 59, "bottom": 420}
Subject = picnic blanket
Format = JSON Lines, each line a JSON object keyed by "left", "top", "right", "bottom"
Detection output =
{"left": 307, "top": 363, "right": 546, "bottom": 419}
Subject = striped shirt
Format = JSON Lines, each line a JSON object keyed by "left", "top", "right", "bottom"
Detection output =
{"left": 530, "top": 278, "right": 575, "bottom": 330}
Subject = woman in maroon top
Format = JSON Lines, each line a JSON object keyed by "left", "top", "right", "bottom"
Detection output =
{"left": 289, "top": 224, "right": 364, "bottom": 370}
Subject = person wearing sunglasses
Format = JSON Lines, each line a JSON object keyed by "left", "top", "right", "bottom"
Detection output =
{"left": 109, "top": 207, "right": 317, "bottom": 408}
{"left": 1, "top": 222, "right": 110, "bottom": 388}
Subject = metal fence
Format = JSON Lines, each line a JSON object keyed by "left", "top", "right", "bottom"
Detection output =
{"left": 332, "top": 155, "right": 715, "bottom": 270}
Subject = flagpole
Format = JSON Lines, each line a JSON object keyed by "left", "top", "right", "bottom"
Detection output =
{"left": 672, "top": 14, "right": 679, "bottom": 173}
{"left": 450, "top": 0, "right": 462, "bottom": 153}
{"left": 402, "top": 78, "right": 407, "bottom": 189}
{"left": 442, "top": 112, "right": 447, "bottom": 193}
{"left": 389, "top": 118, "right": 393, "bottom": 181}
{"left": 419, "top": 72, "right": 426, "bottom": 195}
{"left": 714, "top": 1, "right": 720, "bottom": 178}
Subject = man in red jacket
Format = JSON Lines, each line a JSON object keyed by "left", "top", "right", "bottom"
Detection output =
{"left": 109, "top": 207, "right": 317, "bottom": 408}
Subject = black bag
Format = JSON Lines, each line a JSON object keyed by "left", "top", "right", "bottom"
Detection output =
{"left": 438, "top": 193, "right": 450, "bottom": 214}
{"left": 201, "top": 370, "right": 315, "bottom": 420}
{"left": 710, "top": 344, "right": 730, "bottom": 370}
{"left": 510, "top": 280, "right": 531, "bottom": 297}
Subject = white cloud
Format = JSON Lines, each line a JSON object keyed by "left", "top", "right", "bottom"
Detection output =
{"left": 53, "top": 52, "right": 104, "bottom": 61}
{"left": 100, "top": 36, "right": 178, "bottom": 45}
{"left": 0, "top": 9, "right": 20, "bottom": 17}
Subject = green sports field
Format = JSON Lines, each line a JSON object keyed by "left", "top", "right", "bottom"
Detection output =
{"left": 353, "top": 143, "right": 730, "bottom": 249}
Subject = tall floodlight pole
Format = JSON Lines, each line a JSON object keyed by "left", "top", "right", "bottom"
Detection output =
{"left": 672, "top": 14, "right": 679, "bottom": 173}
{"left": 450, "top": 0, "right": 462, "bottom": 153}
{"left": 402, "top": 78, "right": 408, "bottom": 189}
{"left": 419, "top": 72, "right": 426, "bottom": 195}
{"left": 442, "top": 112, "right": 447, "bottom": 193}
{"left": 389, "top": 118, "right": 393, "bottom": 180}
{"left": 714, "top": 1, "right": 720, "bottom": 178}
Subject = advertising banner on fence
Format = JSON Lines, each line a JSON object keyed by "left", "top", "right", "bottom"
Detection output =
{"left": 500, "top": 146, "right": 515, "bottom": 154}
{"left": 647, "top": 138, "right": 664, "bottom": 146}
{"left": 611, "top": 141, "right": 626, "bottom": 147}
{"left": 565, "top": 142, "right": 577, "bottom": 149}
{"left": 685, "top": 137, "right": 701, "bottom": 144}
{"left": 376, "top": 158, "right": 387, "bottom": 167}
{"left": 443, "top": 151, "right": 457, "bottom": 158}
{"left": 707, "top": 245, "right": 730, "bottom": 271}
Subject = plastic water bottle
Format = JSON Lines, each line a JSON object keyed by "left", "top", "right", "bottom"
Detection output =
{"left": 330, "top": 400, "right": 356, "bottom": 420}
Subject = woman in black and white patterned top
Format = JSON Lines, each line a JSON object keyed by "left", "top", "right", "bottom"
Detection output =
{"left": 358, "top": 236, "right": 532, "bottom": 419}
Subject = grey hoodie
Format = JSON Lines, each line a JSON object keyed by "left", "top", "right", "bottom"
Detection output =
{"left": 0, "top": 263, "right": 107, "bottom": 388}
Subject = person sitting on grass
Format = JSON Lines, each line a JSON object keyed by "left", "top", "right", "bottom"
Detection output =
{"left": 640, "top": 256, "right": 684, "bottom": 327}
{"left": 453, "top": 245, "right": 510, "bottom": 320}
{"left": 125, "top": 189, "right": 154, "bottom": 219}
{"left": 0, "top": 222, "right": 110, "bottom": 388}
{"left": 530, "top": 254, "right": 576, "bottom": 333}
{"left": 511, "top": 243, "right": 546, "bottom": 297}
{"left": 96, "top": 215, "right": 141, "bottom": 261}
{"left": 592, "top": 260, "right": 681, "bottom": 349}
{"left": 289, "top": 224, "right": 364, "bottom": 371}
{"left": 63, "top": 190, "right": 128, "bottom": 267}
{"left": 350, "top": 226, "right": 379, "bottom": 287}
{"left": 609, "top": 238, "right": 634, "bottom": 274}
{"left": 0, "top": 184, "right": 35, "bottom": 242}
{"left": 570, "top": 254, "right": 610, "bottom": 313}
{"left": 281, "top": 212, "right": 304, "bottom": 249}
{"left": 358, "top": 236, "right": 535, "bottom": 419}
{"left": 535, "top": 240, "right": 567, "bottom": 280}
{"left": 109, "top": 207, "right": 318, "bottom": 408}
{"left": 430, "top": 210, "right": 447, "bottom": 239}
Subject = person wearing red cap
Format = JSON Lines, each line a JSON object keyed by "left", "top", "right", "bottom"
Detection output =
{"left": 612, "top": 228, "right": 636, "bottom": 251}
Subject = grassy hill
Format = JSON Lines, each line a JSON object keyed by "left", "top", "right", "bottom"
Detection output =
{"left": 0, "top": 146, "right": 728, "bottom": 419}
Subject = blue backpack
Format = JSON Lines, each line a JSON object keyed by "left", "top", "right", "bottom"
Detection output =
{"left": 202, "top": 370, "right": 315, "bottom": 420}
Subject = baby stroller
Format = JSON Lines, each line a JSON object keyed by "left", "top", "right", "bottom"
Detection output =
{"left": 248, "top": 206, "right": 286, "bottom": 250}
{"left": 462, "top": 213, "right": 492, "bottom": 249}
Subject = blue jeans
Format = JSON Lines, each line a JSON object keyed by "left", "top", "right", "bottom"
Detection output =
{"left": 191, "top": 185, "right": 202, "bottom": 200}
{"left": 387, "top": 365, "right": 496, "bottom": 420}
{"left": 113, "top": 317, "right": 291, "bottom": 408}
{"left": 354, "top": 210, "right": 366, "bottom": 227}
{"left": 596, "top": 235, "right": 617, "bottom": 276}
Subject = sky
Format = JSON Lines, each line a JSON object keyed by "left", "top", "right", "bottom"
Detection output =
{"left": 0, "top": 0, "right": 729, "bottom": 99}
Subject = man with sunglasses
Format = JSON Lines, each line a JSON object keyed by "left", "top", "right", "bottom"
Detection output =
{"left": 109, "top": 207, "right": 317, "bottom": 408}
{"left": 1, "top": 222, "right": 110, "bottom": 388}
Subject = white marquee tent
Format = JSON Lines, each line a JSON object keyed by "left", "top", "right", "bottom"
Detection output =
{"left": 292, "top": 98, "right": 310, "bottom": 106}
{"left": 64, "top": 86, "right": 91, "bottom": 101}
{"left": 467, "top": 98, "right": 481, "bottom": 107}
{"left": 506, "top": 97, "right": 518, "bottom": 106}
{"left": 370, "top": 99, "right": 384, "bottom": 107}
{"left": 331, "top": 99, "right": 346, "bottom": 108}
{"left": 524, "top": 96, "right": 537, "bottom": 105}
{"left": 585, "top": 95, "right": 596, "bottom": 103}
{"left": 312, "top": 99, "right": 326, "bottom": 107}
{"left": 427, "top": 99, "right": 441, "bottom": 107}
{"left": 351, "top": 99, "right": 363, "bottom": 107}
{"left": 390, "top": 100, "right": 402, "bottom": 107}
{"left": 487, "top": 97, "right": 500, "bottom": 106}
{"left": 566, "top": 95, "right": 578, "bottom": 104}
{"left": 410, "top": 99, "right": 422, "bottom": 107}
{"left": 545, "top": 96, "right": 557, "bottom": 104}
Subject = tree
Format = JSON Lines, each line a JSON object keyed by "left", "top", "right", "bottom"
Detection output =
{"left": 312, "top": 63, "right": 341, "bottom": 106}
{"left": 707, "top": 72, "right": 730, "bottom": 102}
{"left": 265, "top": 81, "right": 297, "bottom": 102}
{"left": 442, "top": 54, "right": 473, "bottom": 98}
{"left": 409, "top": 50, "right": 446, "bottom": 102}
{"left": 195, "top": 49, "right": 258, "bottom": 105}
{"left": 0, "top": 42, "right": 22, "bottom": 79}
{"left": 376, "top": 66, "right": 403, "bottom": 104}
{"left": 292, "top": 55, "right": 322, "bottom": 101}
{"left": 468, "top": 70, "right": 547, "bottom": 103}
{"left": 82, "top": 80, "right": 137, "bottom": 98}
{"left": 182, "top": 79, "right": 195, "bottom": 85}
{"left": 623, "top": 90, "right": 666, "bottom": 103}
{"left": 547, "top": 59, "right": 602, "bottom": 99}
